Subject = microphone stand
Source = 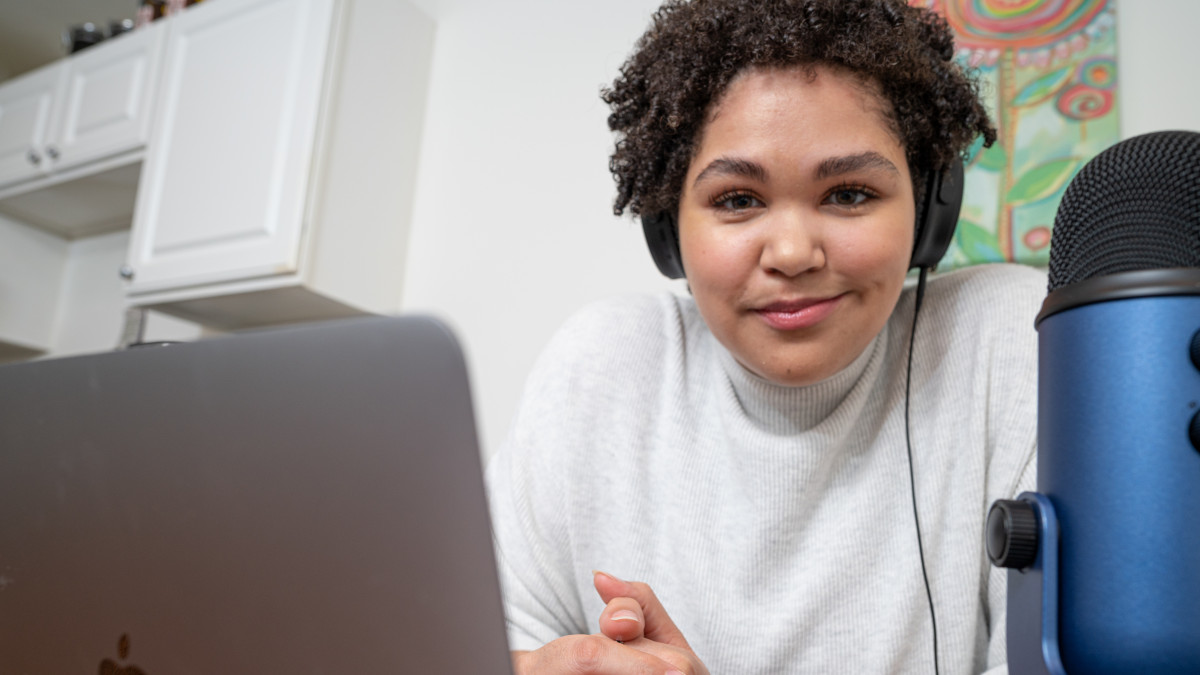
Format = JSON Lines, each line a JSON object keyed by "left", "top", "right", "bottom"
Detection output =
{"left": 991, "top": 493, "right": 1067, "bottom": 675}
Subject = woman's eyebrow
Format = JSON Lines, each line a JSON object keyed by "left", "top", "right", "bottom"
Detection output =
{"left": 814, "top": 151, "right": 900, "bottom": 180}
{"left": 692, "top": 157, "right": 769, "bottom": 188}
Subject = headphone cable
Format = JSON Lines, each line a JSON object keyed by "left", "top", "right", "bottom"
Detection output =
{"left": 905, "top": 266, "right": 939, "bottom": 675}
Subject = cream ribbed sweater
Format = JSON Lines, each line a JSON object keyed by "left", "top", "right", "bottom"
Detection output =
{"left": 486, "top": 264, "right": 1045, "bottom": 674}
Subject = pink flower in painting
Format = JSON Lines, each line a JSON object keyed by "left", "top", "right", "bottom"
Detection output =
{"left": 1024, "top": 226, "right": 1053, "bottom": 251}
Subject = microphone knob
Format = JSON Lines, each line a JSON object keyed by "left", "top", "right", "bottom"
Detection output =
{"left": 986, "top": 499, "right": 1039, "bottom": 569}
{"left": 1191, "top": 329, "right": 1200, "bottom": 372}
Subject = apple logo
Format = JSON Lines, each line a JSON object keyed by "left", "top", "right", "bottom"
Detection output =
{"left": 98, "top": 633, "right": 147, "bottom": 675}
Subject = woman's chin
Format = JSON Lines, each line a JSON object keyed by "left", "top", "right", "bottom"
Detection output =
{"left": 739, "top": 356, "right": 849, "bottom": 388}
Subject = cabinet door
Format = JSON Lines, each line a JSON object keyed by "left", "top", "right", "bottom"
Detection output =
{"left": 45, "top": 22, "right": 167, "bottom": 174}
{"left": 0, "top": 65, "right": 62, "bottom": 189}
{"left": 126, "top": 0, "right": 335, "bottom": 295}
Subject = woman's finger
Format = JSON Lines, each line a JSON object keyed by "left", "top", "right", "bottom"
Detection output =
{"left": 597, "top": 595, "right": 645, "bottom": 643}
{"left": 512, "top": 634, "right": 682, "bottom": 675}
{"left": 593, "top": 571, "right": 692, "bottom": 650}
{"left": 611, "top": 637, "right": 705, "bottom": 675}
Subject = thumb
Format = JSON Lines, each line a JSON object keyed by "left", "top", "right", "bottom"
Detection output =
{"left": 593, "top": 571, "right": 692, "bottom": 651}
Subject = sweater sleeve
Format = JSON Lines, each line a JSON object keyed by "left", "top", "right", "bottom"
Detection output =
{"left": 486, "top": 440, "right": 580, "bottom": 651}
{"left": 484, "top": 313, "right": 597, "bottom": 651}
{"left": 484, "top": 294, "right": 675, "bottom": 652}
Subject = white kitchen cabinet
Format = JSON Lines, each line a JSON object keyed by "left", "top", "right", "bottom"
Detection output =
{"left": 123, "top": 0, "right": 435, "bottom": 330}
{"left": 0, "top": 65, "right": 59, "bottom": 188}
{"left": 0, "top": 22, "right": 167, "bottom": 238}
{"left": 45, "top": 22, "right": 167, "bottom": 176}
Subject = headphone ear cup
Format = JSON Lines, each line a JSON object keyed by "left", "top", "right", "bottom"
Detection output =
{"left": 641, "top": 211, "right": 686, "bottom": 279}
{"left": 910, "top": 159, "right": 965, "bottom": 269}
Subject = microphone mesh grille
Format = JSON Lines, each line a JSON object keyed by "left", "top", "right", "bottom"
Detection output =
{"left": 1048, "top": 130, "right": 1200, "bottom": 292}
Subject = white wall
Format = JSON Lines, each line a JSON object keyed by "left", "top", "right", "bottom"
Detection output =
{"left": 48, "top": 230, "right": 203, "bottom": 358}
{"left": 0, "top": 224, "right": 206, "bottom": 362}
{"left": 1115, "top": 0, "right": 1200, "bottom": 137}
{"left": 403, "top": 0, "right": 1200, "bottom": 460}
{"left": 0, "top": 214, "right": 67, "bottom": 360}
{"left": 400, "top": 0, "right": 678, "bottom": 459}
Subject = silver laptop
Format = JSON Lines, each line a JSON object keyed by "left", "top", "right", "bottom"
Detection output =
{"left": 0, "top": 316, "right": 513, "bottom": 674}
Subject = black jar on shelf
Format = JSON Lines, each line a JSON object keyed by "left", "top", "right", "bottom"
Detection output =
{"left": 109, "top": 18, "right": 135, "bottom": 39}
{"left": 64, "top": 22, "right": 105, "bottom": 54}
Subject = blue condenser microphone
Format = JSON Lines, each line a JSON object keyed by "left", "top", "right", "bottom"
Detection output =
{"left": 986, "top": 130, "right": 1200, "bottom": 674}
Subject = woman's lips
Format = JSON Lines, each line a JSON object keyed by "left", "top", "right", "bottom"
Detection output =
{"left": 754, "top": 294, "right": 844, "bottom": 330}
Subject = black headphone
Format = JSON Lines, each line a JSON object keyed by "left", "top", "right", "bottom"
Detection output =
{"left": 641, "top": 160, "right": 966, "bottom": 278}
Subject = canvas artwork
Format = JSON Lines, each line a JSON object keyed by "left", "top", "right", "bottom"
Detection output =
{"left": 910, "top": 0, "right": 1119, "bottom": 269}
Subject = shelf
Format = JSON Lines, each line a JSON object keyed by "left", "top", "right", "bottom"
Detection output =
{"left": 0, "top": 337, "right": 46, "bottom": 365}
{"left": 0, "top": 154, "right": 141, "bottom": 239}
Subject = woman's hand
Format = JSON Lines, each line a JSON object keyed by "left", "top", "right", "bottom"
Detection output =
{"left": 593, "top": 571, "right": 710, "bottom": 675}
{"left": 509, "top": 571, "right": 709, "bottom": 675}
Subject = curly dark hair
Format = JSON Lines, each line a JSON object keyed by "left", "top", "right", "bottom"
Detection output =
{"left": 603, "top": 0, "right": 996, "bottom": 218}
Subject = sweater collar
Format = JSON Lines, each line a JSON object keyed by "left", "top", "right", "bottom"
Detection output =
{"left": 714, "top": 327, "right": 884, "bottom": 433}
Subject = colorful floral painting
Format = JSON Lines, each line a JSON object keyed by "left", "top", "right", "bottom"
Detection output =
{"left": 909, "top": 0, "right": 1119, "bottom": 269}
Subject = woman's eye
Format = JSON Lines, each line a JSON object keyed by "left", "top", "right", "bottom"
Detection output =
{"left": 830, "top": 186, "right": 868, "bottom": 205}
{"left": 715, "top": 193, "right": 763, "bottom": 210}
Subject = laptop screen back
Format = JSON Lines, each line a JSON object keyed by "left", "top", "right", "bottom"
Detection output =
{"left": 0, "top": 316, "right": 512, "bottom": 673}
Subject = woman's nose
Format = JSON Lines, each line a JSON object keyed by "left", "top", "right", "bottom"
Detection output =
{"left": 759, "top": 212, "right": 825, "bottom": 277}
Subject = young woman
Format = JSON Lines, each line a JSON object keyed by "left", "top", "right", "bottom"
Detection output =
{"left": 487, "top": 1, "right": 1046, "bottom": 672}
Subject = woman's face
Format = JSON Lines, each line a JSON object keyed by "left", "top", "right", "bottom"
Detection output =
{"left": 678, "top": 65, "right": 916, "bottom": 387}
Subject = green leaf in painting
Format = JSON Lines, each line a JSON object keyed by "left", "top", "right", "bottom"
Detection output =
{"left": 955, "top": 220, "right": 1005, "bottom": 264}
{"left": 978, "top": 143, "right": 1008, "bottom": 172}
{"left": 965, "top": 136, "right": 1006, "bottom": 173}
{"left": 1012, "top": 65, "right": 1073, "bottom": 108}
{"left": 1007, "top": 157, "right": 1081, "bottom": 207}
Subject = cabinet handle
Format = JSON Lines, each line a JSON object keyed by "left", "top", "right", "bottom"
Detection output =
{"left": 27, "top": 149, "right": 41, "bottom": 165}
{"left": 46, "top": 146, "right": 60, "bottom": 160}
{"left": 119, "top": 265, "right": 135, "bottom": 281}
